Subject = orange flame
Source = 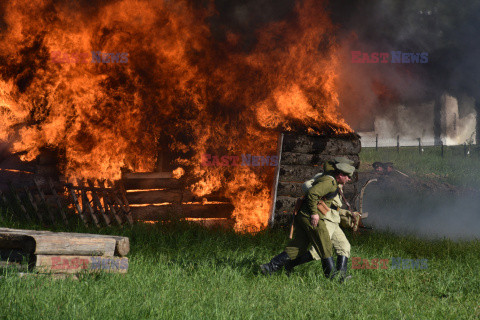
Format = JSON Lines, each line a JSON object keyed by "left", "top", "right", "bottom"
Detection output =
{"left": 0, "top": 0, "right": 351, "bottom": 231}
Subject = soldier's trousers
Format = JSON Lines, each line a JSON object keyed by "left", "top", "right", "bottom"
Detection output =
{"left": 309, "top": 219, "right": 351, "bottom": 260}
{"left": 285, "top": 214, "right": 333, "bottom": 260}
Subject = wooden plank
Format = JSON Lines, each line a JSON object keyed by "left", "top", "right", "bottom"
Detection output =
{"left": 49, "top": 178, "right": 68, "bottom": 225}
{"left": 132, "top": 203, "right": 234, "bottom": 221}
{"left": 0, "top": 228, "right": 129, "bottom": 257}
{"left": 81, "top": 187, "right": 101, "bottom": 228}
{"left": 86, "top": 180, "right": 111, "bottom": 226}
{"left": 269, "top": 132, "right": 283, "bottom": 227}
{"left": 0, "top": 232, "right": 116, "bottom": 256}
{"left": 35, "top": 255, "right": 128, "bottom": 274}
{"left": 24, "top": 187, "right": 43, "bottom": 224}
{"left": 97, "top": 180, "right": 123, "bottom": 226}
{"left": 67, "top": 185, "right": 88, "bottom": 226}
{"left": 126, "top": 189, "right": 185, "bottom": 204}
{"left": 34, "top": 178, "right": 55, "bottom": 224}
{"left": 122, "top": 172, "right": 173, "bottom": 179}
{"left": 125, "top": 189, "right": 229, "bottom": 204}
{"left": 281, "top": 153, "right": 360, "bottom": 167}
{"left": 122, "top": 178, "right": 181, "bottom": 190}
{"left": 115, "top": 181, "right": 134, "bottom": 225}
{"left": 8, "top": 184, "right": 32, "bottom": 223}
{"left": 0, "top": 190, "right": 14, "bottom": 220}
{"left": 282, "top": 134, "right": 361, "bottom": 154}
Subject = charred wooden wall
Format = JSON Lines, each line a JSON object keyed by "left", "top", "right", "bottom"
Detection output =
{"left": 271, "top": 133, "right": 361, "bottom": 227}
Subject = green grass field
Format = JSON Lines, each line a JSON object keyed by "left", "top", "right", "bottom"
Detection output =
{"left": 1, "top": 147, "right": 479, "bottom": 319}
{"left": 360, "top": 145, "right": 480, "bottom": 190}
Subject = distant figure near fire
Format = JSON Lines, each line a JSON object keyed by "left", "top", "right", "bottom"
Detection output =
{"left": 260, "top": 157, "right": 360, "bottom": 283}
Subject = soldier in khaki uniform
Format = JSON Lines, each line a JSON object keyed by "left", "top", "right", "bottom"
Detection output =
{"left": 260, "top": 158, "right": 356, "bottom": 281}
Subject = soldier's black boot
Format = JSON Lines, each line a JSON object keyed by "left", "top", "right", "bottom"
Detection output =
{"left": 284, "top": 251, "right": 314, "bottom": 275}
{"left": 260, "top": 251, "right": 290, "bottom": 275}
{"left": 336, "top": 255, "right": 352, "bottom": 283}
{"left": 321, "top": 257, "right": 335, "bottom": 279}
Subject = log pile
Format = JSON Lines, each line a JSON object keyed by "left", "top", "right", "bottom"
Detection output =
{"left": 123, "top": 172, "right": 234, "bottom": 227}
{"left": 0, "top": 228, "right": 129, "bottom": 275}
{"left": 270, "top": 133, "right": 361, "bottom": 227}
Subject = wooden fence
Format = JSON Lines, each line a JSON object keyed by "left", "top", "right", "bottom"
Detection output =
{"left": 0, "top": 178, "right": 133, "bottom": 228}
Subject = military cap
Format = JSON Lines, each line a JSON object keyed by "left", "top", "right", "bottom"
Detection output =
{"left": 333, "top": 156, "right": 355, "bottom": 166}
{"left": 334, "top": 162, "right": 355, "bottom": 178}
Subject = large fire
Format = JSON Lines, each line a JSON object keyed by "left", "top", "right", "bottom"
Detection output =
{"left": 0, "top": 0, "right": 351, "bottom": 231}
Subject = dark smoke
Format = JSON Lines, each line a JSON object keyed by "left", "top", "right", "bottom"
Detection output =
{"left": 329, "top": 0, "right": 480, "bottom": 131}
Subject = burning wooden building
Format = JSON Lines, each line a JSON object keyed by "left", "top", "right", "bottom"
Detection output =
{"left": 0, "top": 0, "right": 360, "bottom": 232}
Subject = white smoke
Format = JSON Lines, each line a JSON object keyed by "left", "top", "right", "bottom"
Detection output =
{"left": 362, "top": 180, "right": 480, "bottom": 240}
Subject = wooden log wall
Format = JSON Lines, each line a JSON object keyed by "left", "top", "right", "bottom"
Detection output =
{"left": 271, "top": 133, "right": 361, "bottom": 227}
{"left": 123, "top": 172, "right": 234, "bottom": 223}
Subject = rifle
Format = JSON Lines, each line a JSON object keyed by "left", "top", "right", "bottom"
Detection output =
{"left": 339, "top": 179, "right": 377, "bottom": 232}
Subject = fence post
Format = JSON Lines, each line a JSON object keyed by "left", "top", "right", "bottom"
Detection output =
{"left": 418, "top": 138, "right": 422, "bottom": 155}
{"left": 441, "top": 141, "right": 444, "bottom": 158}
{"left": 375, "top": 134, "right": 378, "bottom": 151}
{"left": 464, "top": 143, "right": 467, "bottom": 158}
{"left": 397, "top": 135, "right": 400, "bottom": 153}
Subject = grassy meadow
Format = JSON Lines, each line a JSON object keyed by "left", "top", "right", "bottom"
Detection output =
{"left": 360, "top": 145, "right": 480, "bottom": 190}
{"left": 1, "top": 146, "right": 479, "bottom": 320}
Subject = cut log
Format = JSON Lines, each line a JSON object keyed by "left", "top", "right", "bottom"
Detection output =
{"left": 35, "top": 234, "right": 115, "bottom": 256}
{"left": 281, "top": 153, "right": 359, "bottom": 167}
{"left": 0, "top": 228, "right": 130, "bottom": 257}
{"left": 122, "top": 178, "right": 181, "bottom": 190}
{"left": 132, "top": 203, "right": 234, "bottom": 221}
{"left": 279, "top": 165, "right": 323, "bottom": 182}
{"left": 123, "top": 172, "right": 173, "bottom": 179}
{"left": 125, "top": 189, "right": 229, "bottom": 204}
{"left": 127, "top": 189, "right": 185, "bottom": 204}
{"left": 34, "top": 255, "right": 128, "bottom": 274}
{"left": 282, "top": 134, "right": 361, "bottom": 154}
{"left": 0, "top": 234, "right": 35, "bottom": 252}
{"left": 277, "top": 182, "right": 304, "bottom": 198}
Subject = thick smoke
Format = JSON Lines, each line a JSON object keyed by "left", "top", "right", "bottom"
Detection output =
{"left": 330, "top": 0, "right": 480, "bottom": 132}
{"left": 361, "top": 176, "right": 480, "bottom": 240}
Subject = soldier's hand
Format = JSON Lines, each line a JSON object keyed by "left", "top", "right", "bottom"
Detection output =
{"left": 311, "top": 214, "right": 320, "bottom": 227}
{"left": 351, "top": 212, "right": 361, "bottom": 231}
